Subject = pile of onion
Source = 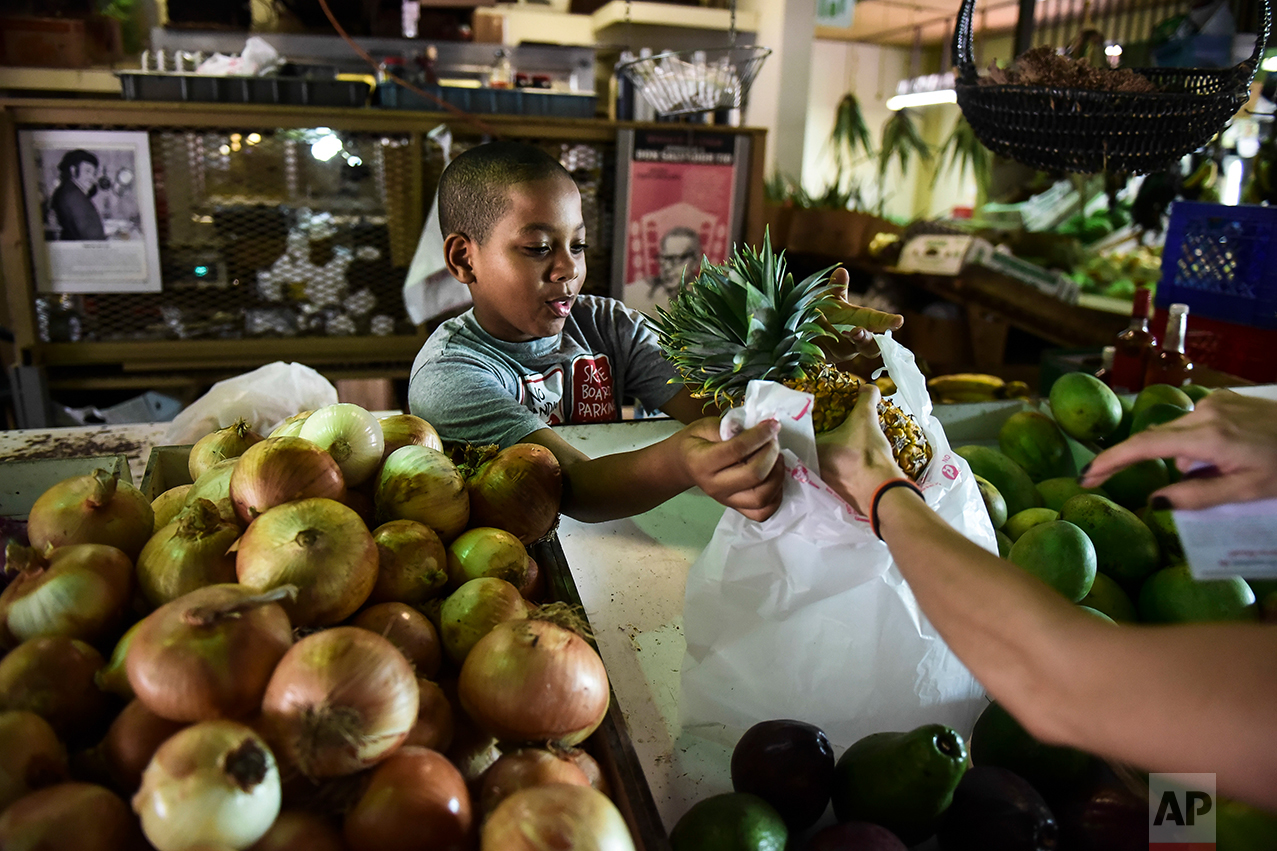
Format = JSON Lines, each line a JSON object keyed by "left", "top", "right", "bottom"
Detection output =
{"left": 236, "top": 498, "right": 377, "bottom": 628}
{"left": 188, "top": 419, "right": 263, "bottom": 481}
{"left": 184, "top": 459, "right": 240, "bottom": 527}
{"left": 0, "top": 543, "right": 133, "bottom": 646}
{"left": 379, "top": 414, "right": 443, "bottom": 458}
{"left": 478, "top": 748, "right": 590, "bottom": 816}
{"left": 0, "top": 635, "right": 110, "bottom": 743}
{"left": 0, "top": 710, "right": 67, "bottom": 811}
{"left": 343, "top": 747, "right": 472, "bottom": 851}
{"left": 261, "top": 627, "right": 418, "bottom": 779}
{"left": 367, "top": 519, "right": 448, "bottom": 607}
{"left": 446, "top": 526, "right": 535, "bottom": 592}
{"left": 151, "top": 484, "right": 192, "bottom": 532}
{"left": 0, "top": 782, "right": 139, "bottom": 851}
{"left": 459, "top": 609, "right": 609, "bottom": 747}
{"left": 126, "top": 584, "right": 294, "bottom": 722}
{"left": 268, "top": 410, "right": 312, "bottom": 438}
{"left": 439, "top": 577, "right": 531, "bottom": 665}
{"left": 135, "top": 498, "right": 240, "bottom": 608}
{"left": 351, "top": 602, "right": 442, "bottom": 679}
{"left": 229, "top": 437, "right": 345, "bottom": 524}
{"left": 482, "top": 784, "right": 634, "bottom": 851}
{"left": 466, "top": 443, "right": 562, "bottom": 545}
{"left": 376, "top": 446, "right": 469, "bottom": 543}
{"left": 299, "top": 403, "right": 385, "bottom": 488}
{"left": 26, "top": 468, "right": 154, "bottom": 560}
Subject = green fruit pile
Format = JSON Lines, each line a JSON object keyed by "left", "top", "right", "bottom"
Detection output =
{"left": 962, "top": 379, "right": 1260, "bottom": 625}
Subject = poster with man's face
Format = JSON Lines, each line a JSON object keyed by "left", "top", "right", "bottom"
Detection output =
{"left": 614, "top": 130, "right": 746, "bottom": 318}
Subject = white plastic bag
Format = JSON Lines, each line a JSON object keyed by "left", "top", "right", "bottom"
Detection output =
{"left": 163, "top": 361, "right": 338, "bottom": 444}
{"left": 680, "top": 332, "right": 995, "bottom": 748}
{"left": 402, "top": 127, "right": 472, "bottom": 325}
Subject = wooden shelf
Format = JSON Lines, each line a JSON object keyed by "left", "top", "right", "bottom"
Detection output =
{"left": 0, "top": 66, "right": 121, "bottom": 94}
{"left": 591, "top": 0, "right": 757, "bottom": 33}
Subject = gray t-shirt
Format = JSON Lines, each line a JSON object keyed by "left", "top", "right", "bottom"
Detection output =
{"left": 408, "top": 295, "right": 682, "bottom": 447}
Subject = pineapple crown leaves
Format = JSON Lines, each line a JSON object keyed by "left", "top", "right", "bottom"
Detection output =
{"left": 650, "top": 228, "right": 855, "bottom": 404}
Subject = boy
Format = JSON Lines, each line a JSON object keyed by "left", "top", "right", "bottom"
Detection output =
{"left": 409, "top": 142, "right": 892, "bottom": 522}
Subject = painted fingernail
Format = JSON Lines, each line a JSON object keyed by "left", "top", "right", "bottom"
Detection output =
{"left": 1180, "top": 464, "right": 1221, "bottom": 481}
{"left": 1078, "top": 461, "right": 1092, "bottom": 478}
{"left": 1151, "top": 495, "right": 1173, "bottom": 511}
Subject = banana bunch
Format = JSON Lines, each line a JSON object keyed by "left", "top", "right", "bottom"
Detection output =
{"left": 927, "top": 374, "right": 1031, "bottom": 404}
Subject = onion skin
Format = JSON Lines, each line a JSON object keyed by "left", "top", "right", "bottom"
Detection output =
{"left": 467, "top": 443, "right": 562, "bottom": 545}
{"left": 459, "top": 618, "right": 609, "bottom": 748}
{"left": 136, "top": 498, "right": 240, "bottom": 609}
{"left": 126, "top": 584, "right": 294, "bottom": 723}
{"left": 299, "top": 403, "right": 385, "bottom": 488}
{"left": 404, "top": 677, "right": 454, "bottom": 752}
{"left": 375, "top": 446, "right": 469, "bottom": 543}
{"left": 100, "top": 698, "right": 187, "bottom": 794}
{"left": 152, "top": 485, "right": 193, "bottom": 533}
{"left": 439, "top": 577, "right": 531, "bottom": 666}
{"left": 479, "top": 748, "right": 591, "bottom": 817}
{"left": 185, "top": 458, "right": 242, "bottom": 527}
{"left": 236, "top": 498, "right": 377, "bottom": 628}
{"left": 190, "top": 419, "right": 264, "bottom": 481}
{"left": 261, "top": 627, "right": 419, "bottom": 779}
{"left": 27, "top": 468, "right": 154, "bottom": 561}
{"left": 562, "top": 747, "right": 610, "bottom": 797}
{"left": 0, "top": 636, "right": 109, "bottom": 744}
{"left": 95, "top": 618, "right": 142, "bottom": 700}
{"left": 133, "top": 720, "right": 282, "bottom": 851}
{"left": 0, "top": 710, "right": 68, "bottom": 811}
{"left": 445, "top": 526, "right": 533, "bottom": 591}
{"left": 351, "top": 602, "right": 442, "bottom": 679}
{"left": 379, "top": 414, "right": 443, "bottom": 459}
{"left": 268, "top": 410, "right": 312, "bottom": 439}
{"left": 367, "top": 519, "right": 448, "bottom": 607}
{"left": 229, "top": 437, "right": 346, "bottom": 525}
{"left": 0, "top": 782, "right": 140, "bottom": 851}
{"left": 247, "top": 810, "right": 346, "bottom": 851}
{"left": 0, "top": 542, "right": 134, "bottom": 646}
{"left": 482, "top": 783, "right": 635, "bottom": 851}
{"left": 343, "top": 747, "right": 473, "bottom": 851}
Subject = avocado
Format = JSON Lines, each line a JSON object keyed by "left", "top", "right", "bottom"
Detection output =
{"left": 1004, "top": 508, "right": 1060, "bottom": 542}
{"left": 969, "top": 702, "right": 1094, "bottom": 800}
{"left": 1060, "top": 494, "right": 1161, "bottom": 587}
{"left": 957, "top": 446, "right": 1044, "bottom": 518}
{"left": 936, "top": 765, "right": 1059, "bottom": 851}
{"left": 830, "top": 724, "right": 969, "bottom": 846}
{"left": 730, "top": 719, "right": 834, "bottom": 831}
{"left": 1097, "top": 458, "right": 1169, "bottom": 512}
{"left": 806, "top": 821, "right": 908, "bottom": 851}
{"left": 1008, "top": 520, "right": 1097, "bottom": 602}
{"left": 975, "top": 475, "right": 1009, "bottom": 530}
{"left": 999, "top": 411, "right": 1074, "bottom": 481}
{"left": 1049, "top": 372, "right": 1123, "bottom": 442}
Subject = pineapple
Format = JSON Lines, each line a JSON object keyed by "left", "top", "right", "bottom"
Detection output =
{"left": 650, "top": 235, "right": 932, "bottom": 480}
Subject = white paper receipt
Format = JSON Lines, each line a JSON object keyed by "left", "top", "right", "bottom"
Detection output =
{"left": 1176, "top": 497, "right": 1277, "bottom": 580}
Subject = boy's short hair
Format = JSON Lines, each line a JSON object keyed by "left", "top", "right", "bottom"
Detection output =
{"left": 437, "top": 142, "right": 572, "bottom": 244}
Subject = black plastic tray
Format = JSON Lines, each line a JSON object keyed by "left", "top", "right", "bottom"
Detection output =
{"left": 118, "top": 72, "right": 371, "bottom": 107}
{"left": 376, "top": 80, "right": 597, "bottom": 118}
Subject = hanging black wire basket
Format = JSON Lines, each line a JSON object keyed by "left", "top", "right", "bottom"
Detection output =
{"left": 952, "top": 0, "right": 1271, "bottom": 174}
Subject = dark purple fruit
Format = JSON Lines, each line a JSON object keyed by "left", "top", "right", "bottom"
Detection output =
{"left": 1055, "top": 780, "right": 1147, "bottom": 851}
{"left": 937, "top": 765, "right": 1058, "bottom": 850}
{"left": 731, "top": 719, "right": 835, "bottom": 831}
{"left": 806, "top": 821, "right": 908, "bottom": 851}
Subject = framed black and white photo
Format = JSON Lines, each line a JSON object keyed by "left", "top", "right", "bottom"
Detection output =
{"left": 18, "top": 129, "right": 162, "bottom": 293}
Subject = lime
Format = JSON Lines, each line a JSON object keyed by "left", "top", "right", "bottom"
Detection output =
{"left": 669, "top": 793, "right": 788, "bottom": 851}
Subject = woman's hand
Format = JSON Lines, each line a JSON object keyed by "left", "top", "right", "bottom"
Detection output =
{"left": 1080, "top": 390, "right": 1277, "bottom": 509}
{"left": 815, "top": 383, "right": 905, "bottom": 512}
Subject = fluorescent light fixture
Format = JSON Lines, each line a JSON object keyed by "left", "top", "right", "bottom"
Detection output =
{"left": 1263, "top": 54, "right": 1277, "bottom": 72}
{"left": 886, "top": 89, "right": 957, "bottom": 110}
{"left": 1105, "top": 44, "right": 1122, "bottom": 57}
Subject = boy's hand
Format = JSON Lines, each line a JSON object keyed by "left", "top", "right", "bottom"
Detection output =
{"left": 679, "top": 417, "right": 784, "bottom": 522}
{"left": 815, "top": 383, "right": 905, "bottom": 512}
{"left": 818, "top": 267, "right": 904, "bottom": 362}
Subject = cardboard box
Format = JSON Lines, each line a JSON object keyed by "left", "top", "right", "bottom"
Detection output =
{"left": 1, "top": 455, "right": 131, "bottom": 520}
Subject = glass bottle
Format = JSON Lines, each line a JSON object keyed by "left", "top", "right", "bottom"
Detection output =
{"left": 489, "top": 49, "right": 513, "bottom": 89}
{"left": 1110, "top": 288, "right": 1155, "bottom": 394}
{"left": 1094, "top": 345, "right": 1115, "bottom": 386}
{"left": 1145, "top": 303, "right": 1194, "bottom": 387}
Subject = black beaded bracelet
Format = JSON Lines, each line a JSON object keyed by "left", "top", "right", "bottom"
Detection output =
{"left": 870, "top": 478, "right": 924, "bottom": 540}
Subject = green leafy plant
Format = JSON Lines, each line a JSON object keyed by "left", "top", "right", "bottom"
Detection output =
{"left": 796, "top": 181, "right": 864, "bottom": 210}
{"left": 877, "top": 109, "right": 930, "bottom": 214}
{"left": 829, "top": 93, "right": 875, "bottom": 172}
{"left": 932, "top": 115, "right": 992, "bottom": 201}
{"left": 764, "top": 172, "right": 799, "bottom": 206}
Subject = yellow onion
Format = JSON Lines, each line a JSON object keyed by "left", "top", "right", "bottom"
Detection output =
{"left": 439, "top": 577, "right": 531, "bottom": 666}
{"left": 100, "top": 698, "right": 187, "bottom": 794}
{"left": 0, "top": 711, "right": 68, "bottom": 811}
{"left": 299, "top": 403, "right": 385, "bottom": 488}
{"left": 236, "top": 498, "right": 377, "bottom": 628}
{"left": 185, "top": 458, "right": 241, "bottom": 526}
{"left": 459, "top": 613, "right": 609, "bottom": 747}
{"left": 189, "top": 419, "right": 264, "bottom": 481}
{"left": 375, "top": 446, "right": 469, "bottom": 543}
{"left": 151, "top": 484, "right": 192, "bottom": 533}
{"left": 268, "top": 410, "right": 312, "bottom": 438}
{"left": 95, "top": 618, "right": 143, "bottom": 699}
{"left": 126, "top": 584, "right": 294, "bottom": 722}
{"left": 378, "top": 414, "right": 443, "bottom": 459}
{"left": 367, "top": 519, "right": 448, "bottom": 607}
{"left": 133, "top": 720, "right": 281, "bottom": 851}
{"left": 0, "top": 782, "right": 139, "bottom": 851}
{"left": 466, "top": 443, "right": 562, "bottom": 544}
{"left": 403, "top": 678, "right": 454, "bottom": 752}
{"left": 0, "top": 636, "right": 110, "bottom": 744}
{"left": 229, "top": 437, "right": 346, "bottom": 525}
{"left": 446, "top": 526, "right": 534, "bottom": 591}
{"left": 27, "top": 468, "right": 154, "bottom": 560}
{"left": 136, "top": 498, "right": 240, "bottom": 609}
{"left": 482, "top": 784, "right": 634, "bottom": 851}
{"left": 261, "top": 627, "right": 418, "bottom": 779}
{"left": 479, "top": 748, "right": 591, "bottom": 817}
{"left": 247, "top": 810, "right": 347, "bottom": 851}
{"left": 0, "top": 542, "right": 133, "bottom": 646}
{"left": 343, "top": 747, "right": 473, "bottom": 851}
{"left": 351, "top": 602, "right": 442, "bottom": 679}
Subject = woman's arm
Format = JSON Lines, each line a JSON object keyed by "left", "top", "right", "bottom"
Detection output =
{"left": 818, "top": 385, "right": 1277, "bottom": 809}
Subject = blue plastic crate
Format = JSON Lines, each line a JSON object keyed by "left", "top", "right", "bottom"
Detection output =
{"left": 1156, "top": 201, "right": 1277, "bottom": 329}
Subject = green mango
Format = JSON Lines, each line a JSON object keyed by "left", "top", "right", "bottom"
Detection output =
{"left": 999, "top": 410, "right": 1074, "bottom": 481}
{"left": 830, "top": 724, "right": 969, "bottom": 846}
{"left": 1008, "top": 520, "right": 1097, "bottom": 602}
{"left": 1004, "top": 507, "right": 1060, "bottom": 542}
{"left": 1100, "top": 458, "right": 1170, "bottom": 511}
{"left": 1141, "top": 507, "right": 1184, "bottom": 564}
{"left": 1139, "top": 565, "right": 1258, "bottom": 624}
{"left": 1130, "top": 402, "right": 1190, "bottom": 435}
{"left": 1049, "top": 372, "right": 1123, "bottom": 442}
{"left": 1078, "top": 605, "right": 1116, "bottom": 624}
{"left": 996, "top": 530, "right": 1013, "bottom": 559}
{"left": 969, "top": 701, "right": 1095, "bottom": 799}
{"left": 974, "top": 475, "right": 1008, "bottom": 530}
{"left": 1131, "top": 384, "right": 1194, "bottom": 420}
{"left": 1079, "top": 572, "right": 1138, "bottom": 622}
{"left": 1060, "top": 494, "right": 1161, "bottom": 587}
{"left": 1181, "top": 384, "right": 1214, "bottom": 403}
{"left": 956, "top": 446, "right": 1043, "bottom": 518}
{"left": 1035, "top": 477, "right": 1101, "bottom": 513}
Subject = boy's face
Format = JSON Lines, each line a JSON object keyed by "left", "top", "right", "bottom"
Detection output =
{"left": 456, "top": 175, "right": 586, "bottom": 343}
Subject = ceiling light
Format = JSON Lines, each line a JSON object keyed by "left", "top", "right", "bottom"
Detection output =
{"left": 311, "top": 133, "right": 343, "bottom": 162}
{"left": 887, "top": 89, "right": 957, "bottom": 110}
{"left": 1263, "top": 54, "right": 1277, "bottom": 72}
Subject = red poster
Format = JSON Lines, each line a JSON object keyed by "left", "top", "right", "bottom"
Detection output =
{"left": 618, "top": 130, "right": 741, "bottom": 318}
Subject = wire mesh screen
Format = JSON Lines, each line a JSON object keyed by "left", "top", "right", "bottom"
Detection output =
{"left": 33, "top": 127, "right": 615, "bottom": 345}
